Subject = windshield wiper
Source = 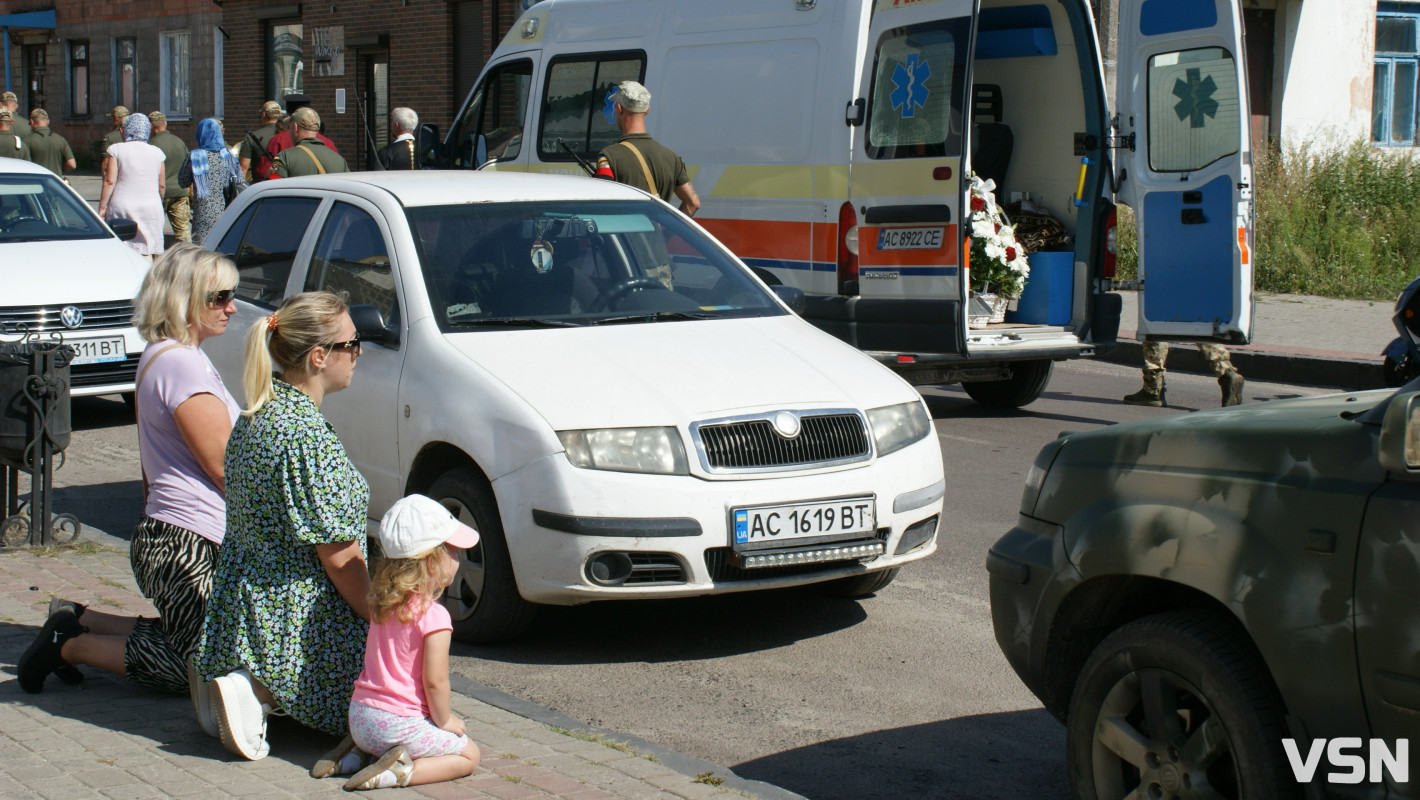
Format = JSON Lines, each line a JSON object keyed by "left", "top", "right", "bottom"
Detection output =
{"left": 592, "top": 311, "right": 715, "bottom": 326}
{"left": 450, "top": 317, "right": 583, "bottom": 329}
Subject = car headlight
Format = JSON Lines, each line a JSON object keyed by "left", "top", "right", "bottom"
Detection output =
{"left": 557, "top": 427, "right": 689, "bottom": 475}
{"left": 866, "top": 401, "right": 933, "bottom": 457}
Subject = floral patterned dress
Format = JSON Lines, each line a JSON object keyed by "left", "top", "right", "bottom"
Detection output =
{"left": 196, "top": 380, "right": 370, "bottom": 735}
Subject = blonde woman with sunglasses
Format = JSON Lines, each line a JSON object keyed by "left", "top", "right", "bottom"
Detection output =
{"left": 20, "top": 244, "right": 242, "bottom": 705}
{"left": 194, "top": 291, "right": 371, "bottom": 762}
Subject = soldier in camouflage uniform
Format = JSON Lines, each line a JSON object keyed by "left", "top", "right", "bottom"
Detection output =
{"left": 1, "top": 92, "right": 30, "bottom": 139}
{"left": 0, "top": 110, "right": 32, "bottom": 161}
{"left": 100, "top": 106, "right": 130, "bottom": 170}
{"left": 1124, "top": 341, "right": 1244, "bottom": 408}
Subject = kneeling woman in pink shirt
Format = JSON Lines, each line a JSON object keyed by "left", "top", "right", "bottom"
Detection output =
{"left": 312, "top": 494, "right": 483, "bottom": 791}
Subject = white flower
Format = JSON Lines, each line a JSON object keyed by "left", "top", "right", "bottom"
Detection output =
{"left": 972, "top": 219, "right": 997, "bottom": 238}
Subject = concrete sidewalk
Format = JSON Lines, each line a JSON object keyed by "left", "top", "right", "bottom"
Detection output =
{"left": 0, "top": 526, "right": 802, "bottom": 800}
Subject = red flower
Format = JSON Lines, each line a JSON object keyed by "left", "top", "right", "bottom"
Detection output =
{"left": 994, "top": 223, "right": 1001, "bottom": 233}
{"left": 971, "top": 196, "right": 986, "bottom": 211}
{"left": 1006, "top": 246, "right": 1017, "bottom": 261}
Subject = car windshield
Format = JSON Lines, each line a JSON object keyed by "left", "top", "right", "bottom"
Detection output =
{"left": 407, "top": 200, "right": 785, "bottom": 330}
{"left": 0, "top": 173, "right": 111, "bottom": 244}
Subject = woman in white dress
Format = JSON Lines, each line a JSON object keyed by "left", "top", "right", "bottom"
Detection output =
{"left": 98, "top": 113, "right": 166, "bottom": 258}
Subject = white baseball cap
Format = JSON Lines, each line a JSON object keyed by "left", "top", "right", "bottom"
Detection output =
{"left": 378, "top": 494, "right": 480, "bottom": 558}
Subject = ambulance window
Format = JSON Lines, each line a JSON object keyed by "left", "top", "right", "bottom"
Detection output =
{"left": 539, "top": 52, "right": 645, "bottom": 162}
{"left": 866, "top": 19, "right": 969, "bottom": 159}
{"left": 1146, "top": 47, "right": 1241, "bottom": 172}
{"left": 451, "top": 59, "right": 533, "bottom": 169}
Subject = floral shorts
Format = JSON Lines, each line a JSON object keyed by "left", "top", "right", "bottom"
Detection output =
{"left": 348, "top": 700, "right": 469, "bottom": 759}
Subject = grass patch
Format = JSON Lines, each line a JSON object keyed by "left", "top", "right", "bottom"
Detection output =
{"left": 498, "top": 752, "right": 520, "bottom": 760}
{"left": 501, "top": 774, "right": 523, "bottom": 784}
{"left": 9, "top": 541, "right": 113, "bottom": 557}
{"left": 694, "top": 771, "right": 726, "bottom": 786}
{"left": 546, "top": 725, "right": 659, "bottom": 762}
{"left": 1114, "top": 139, "right": 1420, "bottom": 301}
{"left": 98, "top": 578, "right": 125, "bottom": 589}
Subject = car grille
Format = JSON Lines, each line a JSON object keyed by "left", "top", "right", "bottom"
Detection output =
{"left": 695, "top": 411, "right": 871, "bottom": 471}
{"left": 623, "top": 553, "right": 686, "bottom": 585}
{"left": 0, "top": 301, "right": 136, "bottom": 334}
{"left": 704, "top": 530, "right": 888, "bottom": 582}
{"left": 71, "top": 354, "right": 140, "bottom": 390}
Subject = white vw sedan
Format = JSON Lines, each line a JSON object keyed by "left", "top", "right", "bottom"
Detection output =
{"left": 0, "top": 158, "right": 150, "bottom": 397}
{"left": 202, "top": 171, "right": 945, "bottom": 643}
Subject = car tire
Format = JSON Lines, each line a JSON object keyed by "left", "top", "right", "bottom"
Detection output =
{"left": 818, "top": 567, "right": 899, "bottom": 598}
{"left": 962, "top": 359, "right": 1052, "bottom": 408}
{"left": 427, "top": 468, "right": 537, "bottom": 644}
{"left": 1066, "top": 611, "right": 1297, "bottom": 800}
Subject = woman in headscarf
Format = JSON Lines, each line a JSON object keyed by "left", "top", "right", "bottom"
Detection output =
{"left": 180, "top": 117, "right": 247, "bottom": 247}
{"left": 98, "top": 111, "right": 167, "bottom": 258}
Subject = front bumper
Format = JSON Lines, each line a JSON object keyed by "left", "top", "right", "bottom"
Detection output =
{"left": 493, "top": 433, "right": 945, "bottom": 605}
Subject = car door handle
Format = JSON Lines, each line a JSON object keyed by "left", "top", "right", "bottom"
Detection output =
{"left": 1181, "top": 208, "right": 1205, "bottom": 225}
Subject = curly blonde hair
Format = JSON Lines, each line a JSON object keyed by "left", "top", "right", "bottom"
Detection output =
{"left": 368, "top": 546, "right": 453, "bottom": 624}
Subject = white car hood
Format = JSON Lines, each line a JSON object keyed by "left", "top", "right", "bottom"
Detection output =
{"left": 3, "top": 238, "right": 149, "bottom": 306}
{"left": 444, "top": 315, "right": 916, "bottom": 430}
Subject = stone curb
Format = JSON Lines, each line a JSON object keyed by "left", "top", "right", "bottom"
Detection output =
{"left": 1099, "top": 337, "right": 1386, "bottom": 391}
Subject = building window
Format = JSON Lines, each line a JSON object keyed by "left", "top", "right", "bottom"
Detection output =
{"left": 115, "top": 37, "right": 137, "bottom": 109}
{"left": 1373, "top": 4, "right": 1419, "bottom": 146}
{"left": 269, "top": 21, "right": 304, "bottom": 101}
{"left": 69, "top": 41, "right": 89, "bottom": 117}
{"left": 160, "top": 32, "right": 191, "bottom": 119}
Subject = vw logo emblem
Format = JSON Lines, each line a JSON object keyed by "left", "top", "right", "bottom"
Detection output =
{"left": 60, "top": 306, "right": 84, "bottom": 329}
{"left": 771, "top": 411, "right": 801, "bottom": 439}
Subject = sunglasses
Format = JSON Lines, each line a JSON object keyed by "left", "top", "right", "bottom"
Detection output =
{"left": 326, "top": 336, "right": 362, "bottom": 355}
{"left": 205, "top": 288, "right": 237, "bottom": 306}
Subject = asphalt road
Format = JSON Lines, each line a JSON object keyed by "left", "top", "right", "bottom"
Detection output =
{"left": 45, "top": 358, "right": 1329, "bottom": 800}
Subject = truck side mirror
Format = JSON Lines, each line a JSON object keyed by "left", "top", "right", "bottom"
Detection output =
{"left": 418, "top": 123, "right": 442, "bottom": 167}
{"left": 1378, "top": 391, "right": 1420, "bottom": 473}
{"left": 349, "top": 303, "right": 398, "bottom": 347}
{"left": 475, "top": 135, "right": 495, "bottom": 170}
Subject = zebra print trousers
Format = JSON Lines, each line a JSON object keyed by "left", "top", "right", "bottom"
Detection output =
{"left": 126, "top": 516, "right": 219, "bottom": 694}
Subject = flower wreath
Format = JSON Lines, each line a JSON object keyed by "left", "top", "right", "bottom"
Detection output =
{"left": 967, "top": 172, "right": 1030, "bottom": 299}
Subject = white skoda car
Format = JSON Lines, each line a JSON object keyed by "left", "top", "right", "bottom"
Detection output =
{"left": 202, "top": 171, "right": 945, "bottom": 643}
{"left": 0, "top": 158, "right": 150, "bottom": 397}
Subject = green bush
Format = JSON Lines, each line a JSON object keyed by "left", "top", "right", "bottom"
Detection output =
{"left": 1114, "top": 140, "right": 1420, "bottom": 300}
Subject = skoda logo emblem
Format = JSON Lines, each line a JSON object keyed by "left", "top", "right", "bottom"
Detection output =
{"left": 60, "top": 306, "right": 84, "bottom": 329}
{"left": 772, "top": 411, "right": 801, "bottom": 439}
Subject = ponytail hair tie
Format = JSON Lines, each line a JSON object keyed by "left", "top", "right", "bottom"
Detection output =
{"left": 266, "top": 313, "right": 279, "bottom": 333}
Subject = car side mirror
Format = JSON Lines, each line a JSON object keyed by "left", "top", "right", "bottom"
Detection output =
{"left": 1378, "top": 390, "right": 1420, "bottom": 473}
{"left": 349, "top": 303, "right": 398, "bottom": 346}
{"left": 108, "top": 217, "right": 139, "bottom": 241}
{"left": 771, "top": 285, "right": 806, "bottom": 315}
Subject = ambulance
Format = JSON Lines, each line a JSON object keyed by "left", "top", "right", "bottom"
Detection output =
{"left": 439, "top": 0, "right": 1253, "bottom": 407}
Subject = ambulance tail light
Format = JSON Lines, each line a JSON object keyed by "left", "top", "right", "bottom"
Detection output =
{"left": 837, "top": 202, "right": 860, "bottom": 296}
{"left": 1100, "top": 205, "right": 1117, "bottom": 279}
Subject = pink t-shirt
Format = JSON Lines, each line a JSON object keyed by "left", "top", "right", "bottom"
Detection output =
{"left": 351, "top": 597, "right": 453, "bottom": 718}
{"left": 136, "top": 339, "right": 241, "bottom": 544}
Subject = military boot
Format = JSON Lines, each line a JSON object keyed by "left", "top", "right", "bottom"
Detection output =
{"left": 1219, "top": 370, "right": 1244, "bottom": 407}
{"left": 1122, "top": 384, "right": 1166, "bottom": 407}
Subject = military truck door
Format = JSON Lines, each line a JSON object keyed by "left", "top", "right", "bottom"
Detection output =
{"left": 1116, "top": 0, "right": 1253, "bottom": 343}
{"left": 847, "top": 1, "right": 974, "bottom": 356}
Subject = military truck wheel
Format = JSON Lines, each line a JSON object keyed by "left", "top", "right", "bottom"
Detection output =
{"left": 428, "top": 469, "right": 537, "bottom": 644}
{"left": 1066, "top": 612, "right": 1297, "bottom": 800}
{"left": 962, "top": 359, "right": 1052, "bottom": 408}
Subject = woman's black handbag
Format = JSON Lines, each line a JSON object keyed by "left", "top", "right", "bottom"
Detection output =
{"left": 223, "top": 160, "right": 244, "bottom": 205}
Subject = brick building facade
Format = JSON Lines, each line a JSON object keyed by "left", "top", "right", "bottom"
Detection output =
{"left": 218, "top": 0, "right": 523, "bottom": 170}
{"left": 3, "top": 0, "right": 223, "bottom": 166}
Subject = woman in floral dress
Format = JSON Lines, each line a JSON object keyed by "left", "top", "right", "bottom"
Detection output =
{"left": 179, "top": 117, "right": 246, "bottom": 246}
{"left": 196, "top": 290, "right": 370, "bottom": 761}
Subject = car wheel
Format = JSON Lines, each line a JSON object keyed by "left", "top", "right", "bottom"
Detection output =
{"left": 962, "top": 359, "right": 1052, "bottom": 408}
{"left": 1066, "top": 611, "right": 1297, "bottom": 800}
{"left": 427, "top": 468, "right": 537, "bottom": 644}
{"left": 818, "top": 567, "right": 899, "bottom": 597}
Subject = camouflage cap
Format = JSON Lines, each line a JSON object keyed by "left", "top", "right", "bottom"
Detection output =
{"left": 292, "top": 106, "right": 321, "bottom": 131}
{"left": 148, "top": 110, "right": 166, "bottom": 124}
{"left": 615, "top": 81, "right": 651, "bottom": 113}
{"left": 0, "top": 109, "right": 11, "bottom": 121}
{"left": 111, "top": 105, "right": 130, "bottom": 119}
{"left": 0, "top": 91, "right": 16, "bottom": 104}
{"left": 261, "top": 100, "right": 283, "bottom": 117}
{"left": 29, "top": 108, "right": 48, "bottom": 121}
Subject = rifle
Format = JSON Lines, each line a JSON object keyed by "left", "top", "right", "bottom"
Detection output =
{"left": 557, "top": 138, "right": 596, "bottom": 177}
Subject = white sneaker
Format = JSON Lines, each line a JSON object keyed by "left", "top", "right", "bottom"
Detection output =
{"left": 187, "top": 658, "right": 219, "bottom": 738}
{"left": 212, "top": 670, "right": 271, "bottom": 760}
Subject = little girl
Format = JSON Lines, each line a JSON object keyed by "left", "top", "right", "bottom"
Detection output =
{"left": 315, "top": 494, "right": 483, "bottom": 791}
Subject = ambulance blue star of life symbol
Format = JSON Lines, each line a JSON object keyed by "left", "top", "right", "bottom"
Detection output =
{"left": 603, "top": 86, "right": 619, "bottom": 125}
{"left": 1173, "top": 67, "right": 1219, "bottom": 129}
{"left": 890, "top": 52, "right": 931, "bottom": 119}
